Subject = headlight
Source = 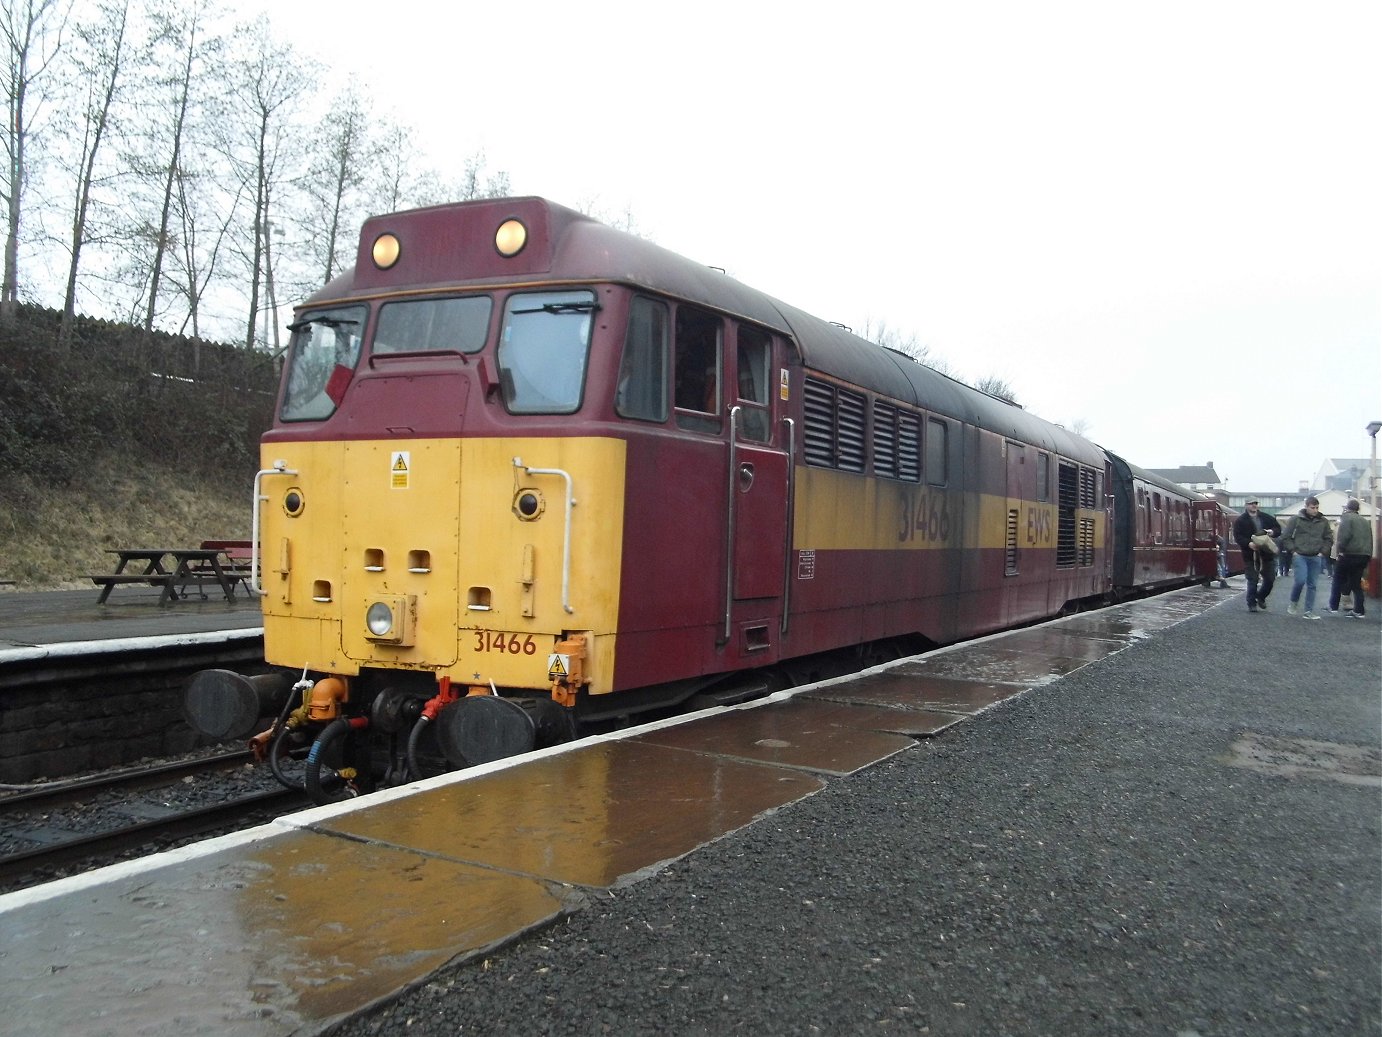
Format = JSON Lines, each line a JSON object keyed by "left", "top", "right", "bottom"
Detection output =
{"left": 364, "top": 596, "right": 416, "bottom": 645}
{"left": 366, "top": 602, "right": 394, "bottom": 636}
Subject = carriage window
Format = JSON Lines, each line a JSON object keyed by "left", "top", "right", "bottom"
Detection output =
{"left": 497, "top": 290, "right": 596, "bottom": 414}
{"left": 374, "top": 296, "right": 491, "bottom": 355}
{"left": 926, "top": 418, "right": 949, "bottom": 486}
{"left": 674, "top": 306, "right": 722, "bottom": 433}
{"left": 280, "top": 304, "right": 367, "bottom": 421}
{"left": 735, "top": 323, "right": 771, "bottom": 442}
{"left": 616, "top": 296, "right": 669, "bottom": 422}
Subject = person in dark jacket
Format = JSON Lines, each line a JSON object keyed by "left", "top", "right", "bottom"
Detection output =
{"left": 1232, "top": 499, "right": 1282, "bottom": 613}
{"left": 1328, "top": 498, "right": 1373, "bottom": 616}
{"left": 1282, "top": 496, "right": 1334, "bottom": 619}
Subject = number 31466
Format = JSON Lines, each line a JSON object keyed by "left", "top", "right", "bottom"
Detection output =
{"left": 474, "top": 631, "right": 537, "bottom": 655}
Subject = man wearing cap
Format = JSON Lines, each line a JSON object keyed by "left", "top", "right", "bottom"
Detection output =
{"left": 1232, "top": 498, "right": 1282, "bottom": 613}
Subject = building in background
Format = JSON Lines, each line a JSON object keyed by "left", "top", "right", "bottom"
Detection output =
{"left": 1313, "top": 457, "right": 1372, "bottom": 497}
{"left": 1146, "top": 462, "right": 1222, "bottom": 492}
{"left": 1156, "top": 458, "right": 1375, "bottom": 530}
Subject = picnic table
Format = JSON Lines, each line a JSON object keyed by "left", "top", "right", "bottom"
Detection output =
{"left": 90, "top": 547, "right": 246, "bottom": 605}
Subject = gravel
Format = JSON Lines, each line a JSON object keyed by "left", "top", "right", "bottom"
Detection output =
{"left": 329, "top": 600, "right": 1381, "bottom": 1037}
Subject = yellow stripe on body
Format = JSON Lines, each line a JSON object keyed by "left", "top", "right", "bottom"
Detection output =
{"left": 793, "top": 468, "right": 1104, "bottom": 553}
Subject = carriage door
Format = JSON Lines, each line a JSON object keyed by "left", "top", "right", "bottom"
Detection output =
{"left": 724, "top": 323, "right": 788, "bottom": 649}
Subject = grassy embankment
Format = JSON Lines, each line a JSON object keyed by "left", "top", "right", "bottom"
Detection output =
{"left": 0, "top": 457, "right": 251, "bottom": 591}
{"left": 1, "top": 305, "right": 274, "bottom": 590}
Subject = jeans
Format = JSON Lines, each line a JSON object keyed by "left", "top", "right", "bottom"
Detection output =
{"left": 1290, "top": 554, "right": 1324, "bottom": 612}
{"left": 1329, "top": 554, "right": 1369, "bottom": 613}
{"left": 1244, "top": 549, "right": 1275, "bottom": 607}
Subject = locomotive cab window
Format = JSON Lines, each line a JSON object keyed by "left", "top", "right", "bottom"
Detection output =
{"left": 374, "top": 296, "right": 491, "bottom": 356}
{"left": 616, "top": 296, "right": 669, "bottom": 422}
{"left": 674, "top": 306, "right": 722, "bottom": 433}
{"left": 734, "top": 323, "right": 772, "bottom": 443}
{"left": 498, "top": 289, "right": 596, "bottom": 414}
{"left": 280, "top": 304, "right": 367, "bottom": 421}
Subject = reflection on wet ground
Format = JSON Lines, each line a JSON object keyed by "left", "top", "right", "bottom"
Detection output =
{"left": 0, "top": 585, "right": 1232, "bottom": 1036}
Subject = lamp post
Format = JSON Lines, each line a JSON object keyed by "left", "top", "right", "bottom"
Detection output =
{"left": 1368, "top": 420, "right": 1381, "bottom": 598}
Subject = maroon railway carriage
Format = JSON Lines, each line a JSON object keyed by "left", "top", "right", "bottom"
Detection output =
{"left": 1107, "top": 453, "right": 1212, "bottom": 593}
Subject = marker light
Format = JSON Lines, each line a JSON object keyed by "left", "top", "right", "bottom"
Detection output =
{"left": 514, "top": 490, "right": 544, "bottom": 520}
{"left": 495, "top": 219, "right": 527, "bottom": 257}
{"left": 372, "top": 233, "right": 401, "bottom": 269}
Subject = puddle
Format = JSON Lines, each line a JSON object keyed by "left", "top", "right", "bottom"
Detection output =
{"left": 1225, "top": 733, "right": 1382, "bottom": 787}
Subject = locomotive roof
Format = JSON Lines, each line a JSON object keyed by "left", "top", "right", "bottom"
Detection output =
{"left": 311, "top": 197, "right": 1104, "bottom": 465}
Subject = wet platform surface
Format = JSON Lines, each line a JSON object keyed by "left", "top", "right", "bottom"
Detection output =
{"left": 0, "top": 587, "right": 262, "bottom": 657}
{"left": 0, "top": 587, "right": 1233, "bottom": 1036}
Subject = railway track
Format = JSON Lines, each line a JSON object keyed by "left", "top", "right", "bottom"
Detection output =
{"left": 0, "top": 752, "right": 309, "bottom": 893}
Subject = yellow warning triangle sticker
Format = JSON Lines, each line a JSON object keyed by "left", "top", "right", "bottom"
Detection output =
{"left": 393, "top": 454, "right": 408, "bottom": 471}
{"left": 547, "top": 655, "right": 569, "bottom": 680}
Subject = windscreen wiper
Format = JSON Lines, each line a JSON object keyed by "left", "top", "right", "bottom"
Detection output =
{"left": 510, "top": 301, "right": 602, "bottom": 315}
{"left": 287, "top": 315, "right": 361, "bottom": 332}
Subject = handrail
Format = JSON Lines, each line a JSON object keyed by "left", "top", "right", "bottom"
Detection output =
{"left": 781, "top": 417, "right": 796, "bottom": 635}
{"left": 513, "top": 458, "right": 576, "bottom": 614}
{"left": 722, "top": 407, "right": 741, "bottom": 644}
{"left": 251, "top": 462, "right": 298, "bottom": 597}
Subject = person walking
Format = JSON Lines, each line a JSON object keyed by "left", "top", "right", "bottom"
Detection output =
{"left": 1328, "top": 499, "right": 1373, "bottom": 617}
{"left": 1282, "top": 496, "right": 1334, "bottom": 619}
{"left": 1232, "top": 499, "right": 1282, "bottom": 613}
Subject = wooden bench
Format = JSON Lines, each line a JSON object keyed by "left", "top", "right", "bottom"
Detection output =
{"left": 91, "top": 547, "right": 243, "bottom": 605}
{"left": 197, "top": 540, "right": 256, "bottom": 587}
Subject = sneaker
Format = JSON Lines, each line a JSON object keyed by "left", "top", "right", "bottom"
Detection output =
{"left": 1347, "top": 611, "right": 1365, "bottom": 619}
{"left": 1248, "top": 603, "right": 1258, "bottom": 613}
{"left": 1257, "top": 598, "right": 1269, "bottom": 611}
{"left": 1302, "top": 611, "right": 1321, "bottom": 620}
{"left": 1287, "top": 602, "right": 1300, "bottom": 616}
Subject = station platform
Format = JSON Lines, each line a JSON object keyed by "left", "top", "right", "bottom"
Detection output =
{"left": 1, "top": 585, "right": 1377, "bottom": 1036}
{"left": 0, "top": 586, "right": 261, "bottom": 660}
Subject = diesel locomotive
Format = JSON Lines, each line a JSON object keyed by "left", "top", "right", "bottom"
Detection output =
{"left": 183, "top": 196, "right": 1241, "bottom": 804}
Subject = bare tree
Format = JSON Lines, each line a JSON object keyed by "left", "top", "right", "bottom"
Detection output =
{"left": 219, "top": 16, "right": 306, "bottom": 349}
{"left": 56, "top": 0, "right": 129, "bottom": 345}
{"left": 305, "top": 84, "right": 372, "bottom": 284}
{"left": 370, "top": 121, "right": 420, "bottom": 216}
{"left": 975, "top": 374, "right": 1019, "bottom": 406}
{"left": 128, "top": 0, "right": 220, "bottom": 334}
{"left": 860, "top": 317, "right": 952, "bottom": 376}
{"left": 168, "top": 159, "right": 244, "bottom": 343}
{"left": 1, "top": 0, "right": 67, "bottom": 321}
{"left": 411, "top": 148, "right": 511, "bottom": 208}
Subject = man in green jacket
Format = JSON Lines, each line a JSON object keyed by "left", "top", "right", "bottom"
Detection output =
{"left": 1283, "top": 496, "right": 1334, "bottom": 619}
{"left": 1328, "top": 498, "right": 1373, "bottom": 617}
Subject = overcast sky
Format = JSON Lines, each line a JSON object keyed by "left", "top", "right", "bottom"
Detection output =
{"left": 244, "top": 0, "right": 1380, "bottom": 494}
